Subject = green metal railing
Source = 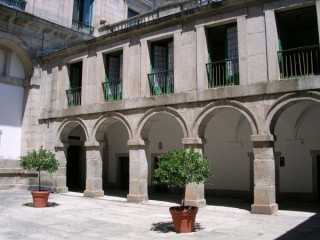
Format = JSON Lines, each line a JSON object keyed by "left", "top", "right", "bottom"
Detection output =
{"left": 148, "top": 70, "right": 174, "bottom": 96}
{"left": 206, "top": 58, "right": 239, "bottom": 88}
{"left": 66, "top": 87, "right": 81, "bottom": 107}
{"left": 0, "top": 0, "right": 26, "bottom": 10}
{"left": 102, "top": 80, "right": 122, "bottom": 102}
{"left": 278, "top": 45, "right": 320, "bottom": 79}
{"left": 72, "top": 19, "right": 94, "bottom": 35}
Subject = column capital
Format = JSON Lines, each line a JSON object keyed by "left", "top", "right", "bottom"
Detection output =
{"left": 84, "top": 141, "right": 105, "bottom": 148}
{"left": 127, "top": 139, "right": 149, "bottom": 147}
{"left": 54, "top": 142, "right": 69, "bottom": 151}
{"left": 250, "top": 134, "right": 274, "bottom": 142}
{"left": 182, "top": 137, "right": 206, "bottom": 145}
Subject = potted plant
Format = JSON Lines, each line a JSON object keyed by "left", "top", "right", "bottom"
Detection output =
{"left": 20, "top": 147, "right": 59, "bottom": 208}
{"left": 154, "top": 147, "right": 211, "bottom": 233}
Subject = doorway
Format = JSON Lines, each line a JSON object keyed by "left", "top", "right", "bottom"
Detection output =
{"left": 119, "top": 157, "right": 129, "bottom": 190}
{"left": 67, "top": 145, "right": 85, "bottom": 192}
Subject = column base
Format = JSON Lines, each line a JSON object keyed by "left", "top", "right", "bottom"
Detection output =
{"left": 55, "top": 187, "right": 68, "bottom": 193}
{"left": 251, "top": 203, "right": 278, "bottom": 215}
{"left": 84, "top": 190, "right": 104, "bottom": 198}
{"left": 184, "top": 198, "right": 207, "bottom": 208}
{"left": 127, "top": 194, "right": 148, "bottom": 203}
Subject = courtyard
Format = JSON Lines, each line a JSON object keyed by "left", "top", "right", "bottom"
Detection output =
{"left": 0, "top": 190, "right": 319, "bottom": 239}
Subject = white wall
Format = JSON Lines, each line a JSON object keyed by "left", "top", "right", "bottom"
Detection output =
{"left": 204, "top": 109, "right": 253, "bottom": 191}
{"left": 0, "top": 83, "right": 24, "bottom": 159}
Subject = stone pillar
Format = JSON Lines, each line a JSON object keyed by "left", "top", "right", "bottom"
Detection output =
{"left": 127, "top": 139, "right": 148, "bottom": 203}
{"left": 251, "top": 135, "right": 278, "bottom": 214}
{"left": 182, "top": 138, "right": 207, "bottom": 208}
{"left": 54, "top": 143, "right": 69, "bottom": 193}
{"left": 84, "top": 141, "right": 104, "bottom": 198}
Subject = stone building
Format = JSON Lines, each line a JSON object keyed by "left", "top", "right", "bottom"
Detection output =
{"left": 1, "top": 0, "right": 320, "bottom": 215}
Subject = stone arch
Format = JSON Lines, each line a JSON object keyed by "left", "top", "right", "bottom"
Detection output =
{"left": 265, "top": 91, "right": 320, "bottom": 135}
{"left": 193, "top": 100, "right": 258, "bottom": 138}
{"left": 0, "top": 32, "right": 33, "bottom": 79}
{"left": 92, "top": 112, "right": 134, "bottom": 142}
{"left": 136, "top": 106, "right": 189, "bottom": 140}
{"left": 57, "top": 117, "right": 89, "bottom": 144}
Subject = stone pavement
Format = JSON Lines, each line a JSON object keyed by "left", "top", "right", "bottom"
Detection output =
{"left": 0, "top": 190, "right": 319, "bottom": 240}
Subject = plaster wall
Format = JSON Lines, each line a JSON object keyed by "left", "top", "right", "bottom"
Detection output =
{"left": 0, "top": 83, "right": 23, "bottom": 159}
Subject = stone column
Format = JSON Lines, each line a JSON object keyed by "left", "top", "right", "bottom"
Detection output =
{"left": 182, "top": 138, "right": 207, "bottom": 208}
{"left": 251, "top": 135, "right": 278, "bottom": 214}
{"left": 127, "top": 139, "right": 148, "bottom": 203}
{"left": 84, "top": 141, "right": 104, "bottom": 198}
{"left": 54, "top": 143, "right": 69, "bottom": 193}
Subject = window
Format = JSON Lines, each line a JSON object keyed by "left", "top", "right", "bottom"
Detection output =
{"left": 148, "top": 38, "right": 174, "bottom": 96}
{"left": 66, "top": 62, "right": 82, "bottom": 107}
{"left": 0, "top": 0, "right": 27, "bottom": 11}
{"left": 72, "top": 0, "right": 94, "bottom": 35}
{"left": 103, "top": 52, "right": 123, "bottom": 101}
{"left": 128, "top": 8, "right": 139, "bottom": 18}
{"left": 206, "top": 24, "right": 239, "bottom": 88}
{"left": 276, "top": 6, "right": 320, "bottom": 79}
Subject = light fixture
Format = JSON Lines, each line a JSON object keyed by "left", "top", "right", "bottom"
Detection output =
{"left": 158, "top": 142, "right": 162, "bottom": 150}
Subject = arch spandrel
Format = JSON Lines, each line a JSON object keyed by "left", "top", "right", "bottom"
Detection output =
{"left": 193, "top": 100, "right": 258, "bottom": 138}
{"left": 136, "top": 106, "right": 189, "bottom": 141}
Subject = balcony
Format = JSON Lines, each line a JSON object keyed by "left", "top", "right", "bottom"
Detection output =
{"left": 0, "top": 0, "right": 26, "bottom": 10}
{"left": 72, "top": 20, "right": 94, "bottom": 35}
{"left": 148, "top": 70, "right": 174, "bottom": 96}
{"left": 206, "top": 58, "right": 239, "bottom": 88}
{"left": 278, "top": 45, "right": 320, "bottom": 79}
{"left": 66, "top": 87, "right": 81, "bottom": 107}
{"left": 102, "top": 80, "right": 122, "bottom": 102}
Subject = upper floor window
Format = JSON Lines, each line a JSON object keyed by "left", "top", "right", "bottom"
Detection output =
{"left": 206, "top": 24, "right": 239, "bottom": 88}
{"left": 66, "top": 62, "right": 82, "bottom": 107}
{"left": 0, "top": 0, "right": 26, "bottom": 11}
{"left": 276, "top": 6, "right": 320, "bottom": 79}
{"left": 72, "top": 0, "right": 94, "bottom": 35}
{"left": 148, "top": 38, "right": 174, "bottom": 96}
{"left": 128, "top": 8, "right": 139, "bottom": 18}
{"left": 103, "top": 52, "right": 123, "bottom": 102}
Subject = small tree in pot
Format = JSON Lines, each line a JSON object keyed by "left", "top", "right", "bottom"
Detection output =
{"left": 154, "top": 147, "right": 211, "bottom": 233}
{"left": 20, "top": 147, "right": 59, "bottom": 208}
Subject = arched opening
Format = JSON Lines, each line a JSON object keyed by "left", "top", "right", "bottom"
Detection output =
{"left": 0, "top": 41, "right": 31, "bottom": 159}
{"left": 198, "top": 107, "right": 254, "bottom": 209}
{"left": 94, "top": 115, "right": 132, "bottom": 197}
{"left": 273, "top": 101, "right": 320, "bottom": 208}
{"left": 140, "top": 112, "right": 185, "bottom": 202}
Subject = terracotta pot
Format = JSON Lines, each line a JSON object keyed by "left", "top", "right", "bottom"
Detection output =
{"left": 31, "top": 191, "right": 50, "bottom": 208}
{"left": 169, "top": 206, "right": 198, "bottom": 233}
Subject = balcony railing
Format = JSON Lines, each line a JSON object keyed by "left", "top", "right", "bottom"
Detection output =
{"left": 0, "top": 0, "right": 26, "bottom": 10}
{"left": 278, "top": 45, "right": 320, "bottom": 79}
{"left": 72, "top": 20, "right": 94, "bottom": 35}
{"left": 148, "top": 70, "right": 174, "bottom": 96}
{"left": 109, "top": 0, "right": 222, "bottom": 33}
{"left": 66, "top": 87, "right": 81, "bottom": 107}
{"left": 102, "top": 80, "right": 122, "bottom": 102}
{"left": 206, "top": 58, "right": 239, "bottom": 88}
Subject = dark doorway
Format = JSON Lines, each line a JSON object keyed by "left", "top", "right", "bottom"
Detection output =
{"left": 153, "top": 157, "right": 169, "bottom": 193}
{"left": 119, "top": 157, "right": 129, "bottom": 190}
{"left": 67, "top": 146, "right": 85, "bottom": 192}
{"left": 317, "top": 155, "right": 320, "bottom": 201}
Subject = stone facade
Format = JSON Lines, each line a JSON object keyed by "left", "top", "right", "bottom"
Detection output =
{"left": 1, "top": 0, "right": 320, "bottom": 215}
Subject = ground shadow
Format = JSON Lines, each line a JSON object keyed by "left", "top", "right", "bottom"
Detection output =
{"left": 150, "top": 221, "right": 204, "bottom": 233}
{"left": 23, "top": 202, "right": 60, "bottom": 207}
{"left": 276, "top": 213, "right": 320, "bottom": 239}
